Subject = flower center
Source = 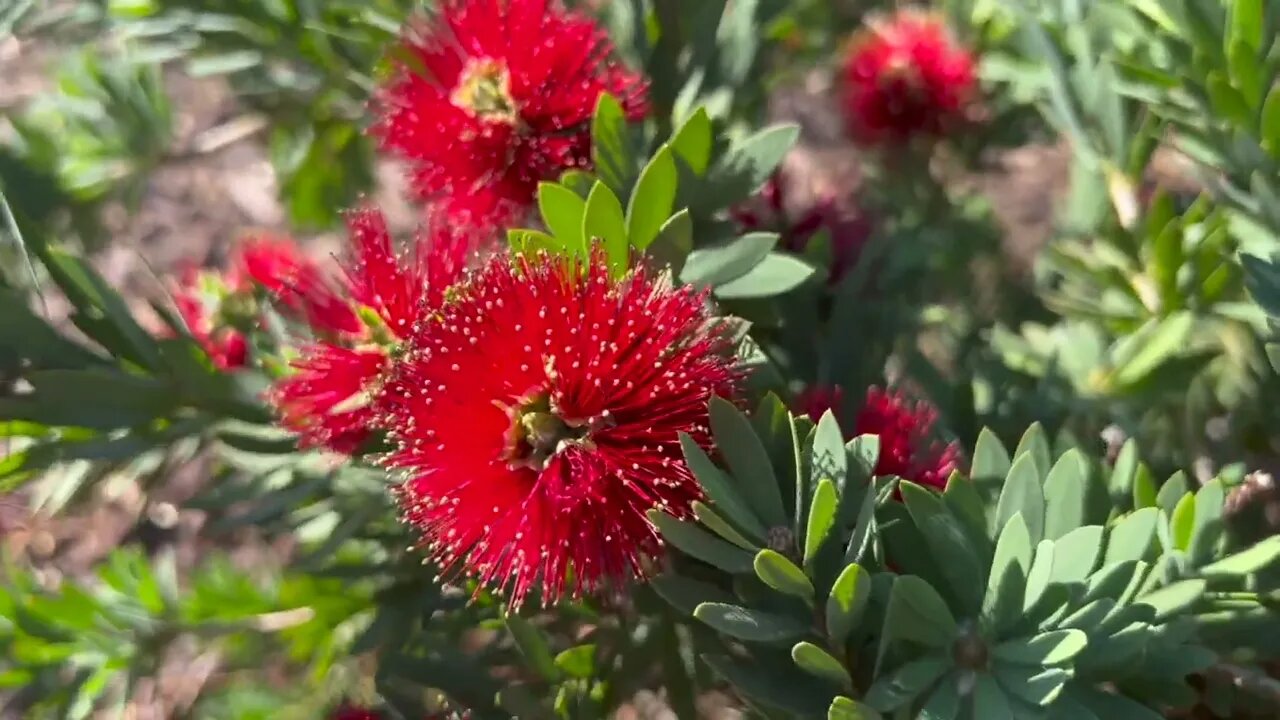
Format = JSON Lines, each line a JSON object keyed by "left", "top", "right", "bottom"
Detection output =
{"left": 505, "top": 393, "right": 614, "bottom": 471}
{"left": 451, "top": 58, "right": 518, "bottom": 123}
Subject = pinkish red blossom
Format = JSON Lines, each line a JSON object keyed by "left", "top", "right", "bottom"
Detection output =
{"left": 236, "top": 234, "right": 363, "bottom": 337}
{"left": 372, "top": 0, "right": 648, "bottom": 227}
{"left": 841, "top": 10, "right": 976, "bottom": 144}
{"left": 795, "top": 385, "right": 961, "bottom": 489}
{"left": 267, "top": 208, "right": 475, "bottom": 453}
{"left": 380, "top": 248, "right": 741, "bottom": 607}
{"left": 168, "top": 263, "right": 249, "bottom": 370}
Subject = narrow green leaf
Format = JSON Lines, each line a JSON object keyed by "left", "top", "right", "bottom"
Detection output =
{"left": 995, "top": 455, "right": 1046, "bottom": 543}
{"left": 694, "top": 501, "right": 758, "bottom": 550}
{"left": 1132, "top": 468, "right": 1157, "bottom": 510}
{"left": 1043, "top": 449, "right": 1089, "bottom": 540}
{"left": 1109, "top": 439, "right": 1139, "bottom": 502}
{"left": 993, "top": 629, "right": 1088, "bottom": 666}
{"left": 1199, "top": 536, "right": 1280, "bottom": 577}
{"left": 889, "top": 575, "right": 958, "bottom": 648}
{"left": 714, "top": 252, "right": 817, "bottom": 299}
{"left": 972, "top": 428, "right": 1012, "bottom": 480}
{"left": 537, "top": 182, "right": 586, "bottom": 255}
{"left": 972, "top": 674, "right": 1014, "bottom": 719}
{"left": 708, "top": 397, "right": 788, "bottom": 527}
{"left": 829, "top": 696, "right": 883, "bottom": 720}
{"left": 920, "top": 514, "right": 985, "bottom": 616}
{"left": 592, "top": 93, "right": 634, "bottom": 193}
{"left": 918, "top": 678, "right": 962, "bottom": 720}
{"left": 648, "top": 509, "right": 755, "bottom": 574}
{"left": 792, "top": 641, "right": 851, "bottom": 688}
{"left": 680, "top": 232, "right": 779, "bottom": 288}
{"left": 1050, "top": 526, "right": 1104, "bottom": 584}
{"left": 694, "top": 602, "right": 808, "bottom": 643}
{"left": 1230, "top": 0, "right": 1263, "bottom": 50}
{"left": 1024, "top": 540, "right": 1055, "bottom": 611}
{"left": 984, "top": 514, "right": 1032, "bottom": 634}
{"left": 1261, "top": 86, "right": 1280, "bottom": 156}
{"left": 670, "top": 107, "right": 712, "bottom": 175}
{"left": 681, "top": 432, "right": 766, "bottom": 539}
{"left": 865, "top": 658, "right": 949, "bottom": 712}
{"left": 995, "top": 665, "right": 1069, "bottom": 707}
{"left": 755, "top": 548, "right": 814, "bottom": 603}
{"left": 1170, "top": 492, "right": 1195, "bottom": 551}
{"left": 506, "top": 616, "right": 560, "bottom": 681}
{"left": 582, "top": 181, "right": 629, "bottom": 272}
{"left": 1012, "top": 422, "right": 1051, "bottom": 478}
{"left": 1110, "top": 311, "right": 1195, "bottom": 388}
{"left": 805, "top": 478, "right": 839, "bottom": 566}
{"left": 1138, "top": 578, "right": 1206, "bottom": 620}
{"left": 1189, "top": 479, "right": 1225, "bottom": 564}
{"left": 554, "top": 644, "right": 596, "bottom": 679}
{"left": 1103, "top": 507, "right": 1159, "bottom": 566}
{"left": 826, "top": 563, "right": 872, "bottom": 648}
{"left": 626, "top": 145, "right": 677, "bottom": 250}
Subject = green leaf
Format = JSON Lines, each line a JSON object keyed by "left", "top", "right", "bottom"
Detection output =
{"left": 554, "top": 644, "right": 596, "bottom": 679}
{"left": 1170, "top": 493, "right": 1195, "bottom": 551}
{"left": 708, "top": 397, "right": 787, "bottom": 527}
{"left": 592, "top": 93, "right": 634, "bottom": 194}
{"left": 1261, "top": 87, "right": 1280, "bottom": 156}
{"left": 704, "top": 124, "right": 800, "bottom": 208}
{"left": 805, "top": 478, "right": 839, "bottom": 566}
{"left": 1138, "top": 579, "right": 1206, "bottom": 621}
{"left": 1189, "top": 479, "right": 1225, "bottom": 564}
{"left": 40, "top": 247, "right": 162, "bottom": 370}
{"left": 755, "top": 548, "right": 815, "bottom": 603}
{"left": 1012, "top": 422, "right": 1051, "bottom": 478}
{"left": 506, "top": 616, "right": 559, "bottom": 681}
{"left": 681, "top": 432, "right": 766, "bottom": 540}
{"left": 829, "top": 696, "right": 883, "bottom": 720}
{"left": 626, "top": 146, "right": 677, "bottom": 251}
{"left": 670, "top": 107, "right": 712, "bottom": 175}
{"left": 1050, "top": 526, "right": 1104, "bottom": 584}
{"left": 650, "top": 573, "right": 735, "bottom": 615}
{"left": 1103, "top": 507, "right": 1159, "bottom": 566}
{"left": 648, "top": 509, "right": 755, "bottom": 574}
{"left": 1132, "top": 468, "right": 1157, "bottom": 509}
{"left": 1109, "top": 439, "right": 1139, "bottom": 503}
{"left": 920, "top": 514, "right": 985, "bottom": 616}
{"left": 702, "top": 653, "right": 829, "bottom": 715}
{"left": 714, "top": 252, "right": 817, "bottom": 299}
{"left": 972, "top": 428, "right": 1012, "bottom": 479}
{"left": 647, "top": 208, "right": 693, "bottom": 274}
{"left": 889, "top": 575, "right": 958, "bottom": 648}
{"left": 918, "top": 679, "right": 962, "bottom": 720}
{"left": 993, "top": 629, "right": 1088, "bottom": 666}
{"left": 984, "top": 514, "right": 1032, "bottom": 634}
{"left": 1199, "top": 536, "right": 1280, "bottom": 577}
{"left": 694, "top": 602, "right": 808, "bottom": 643}
{"left": 681, "top": 232, "right": 779, "bottom": 288}
{"left": 1023, "top": 540, "right": 1055, "bottom": 611}
{"left": 508, "top": 228, "right": 561, "bottom": 255}
{"left": 826, "top": 563, "right": 872, "bottom": 648}
{"left": 865, "top": 658, "right": 949, "bottom": 712}
{"left": 995, "top": 455, "right": 1045, "bottom": 543}
{"left": 538, "top": 182, "right": 586, "bottom": 256}
{"left": 1043, "top": 450, "right": 1089, "bottom": 540}
{"left": 694, "top": 501, "right": 758, "bottom": 550}
{"left": 583, "top": 181, "right": 629, "bottom": 272}
{"left": 1110, "top": 312, "right": 1195, "bottom": 388}
{"left": 792, "top": 641, "right": 851, "bottom": 688}
{"left": 972, "top": 674, "right": 1014, "bottom": 719}
{"left": 1230, "top": 0, "right": 1264, "bottom": 50}
{"left": 1156, "top": 472, "right": 1190, "bottom": 515}
{"left": 995, "top": 666, "right": 1070, "bottom": 706}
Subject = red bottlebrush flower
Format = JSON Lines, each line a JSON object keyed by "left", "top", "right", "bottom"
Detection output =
{"left": 841, "top": 10, "right": 976, "bottom": 144}
{"left": 380, "top": 248, "right": 740, "bottom": 607}
{"left": 268, "top": 209, "right": 474, "bottom": 453}
{"left": 236, "top": 234, "right": 363, "bottom": 337}
{"left": 169, "top": 264, "right": 249, "bottom": 370}
{"left": 373, "top": 0, "right": 648, "bottom": 227}
{"left": 795, "top": 385, "right": 961, "bottom": 489}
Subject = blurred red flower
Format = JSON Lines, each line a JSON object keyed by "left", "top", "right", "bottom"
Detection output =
{"left": 168, "top": 263, "right": 249, "bottom": 370}
{"left": 380, "top": 248, "right": 740, "bottom": 607}
{"left": 794, "top": 385, "right": 961, "bottom": 489}
{"left": 372, "top": 0, "right": 648, "bottom": 227}
{"left": 841, "top": 10, "right": 976, "bottom": 144}
{"left": 268, "top": 208, "right": 475, "bottom": 453}
{"left": 236, "top": 234, "right": 363, "bottom": 337}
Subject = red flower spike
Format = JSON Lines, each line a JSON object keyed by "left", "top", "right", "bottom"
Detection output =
{"left": 268, "top": 208, "right": 475, "bottom": 454}
{"left": 236, "top": 234, "right": 364, "bottom": 337}
{"left": 329, "top": 705, "right": 382, "bottom": 720}
{"left": 841, "top": 10, "right": 976, "bottom": 144}
{"left": 380, "top": 248, "right": 741, "bottom": 608}
{"left": 169, "top": 264, "right": 249, "bottom": 370}
{"left": 795, "top": 385, "right": 961, "bottom": 490}
{"left": 372, "top": 0, "right": 648, "bottom": 226}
